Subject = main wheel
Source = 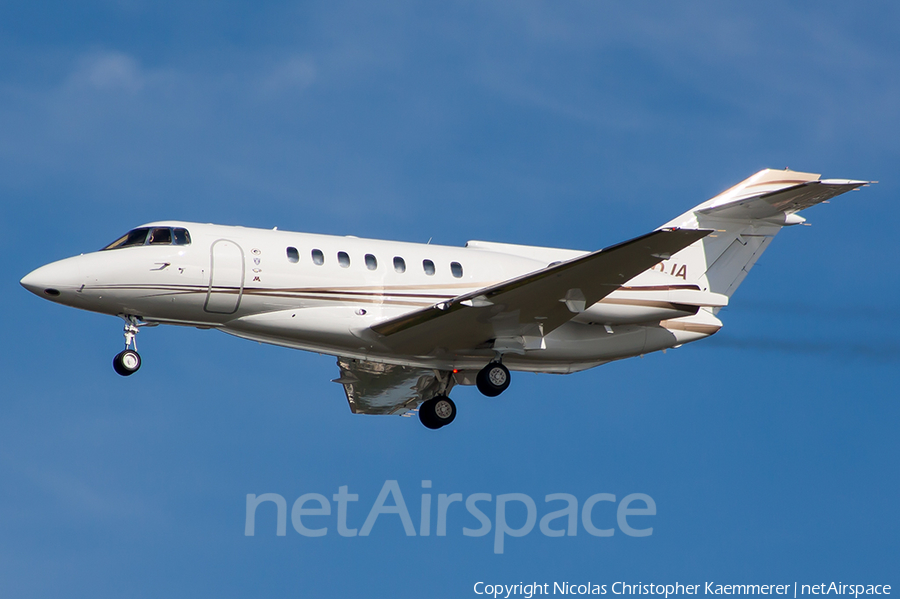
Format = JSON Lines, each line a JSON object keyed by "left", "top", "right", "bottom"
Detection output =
{"left": 476, "top": 362, "right": 510, "bottom": 397}
{"left": 418, "top": 400, "right": 442, "bottom": 429}
{"left": 418, "top": 396, "right": 457, "bottom": 429}
{"left": 113, "top": 349, "right": 141, "bottom": 376}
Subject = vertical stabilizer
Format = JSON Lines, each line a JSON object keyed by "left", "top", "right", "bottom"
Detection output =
{"left": 658, "top": 169, "right": 869, "bottom": 300}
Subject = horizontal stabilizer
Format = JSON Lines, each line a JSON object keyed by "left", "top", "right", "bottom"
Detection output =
{"left": 692, "top": 169, "right": 870, "bottom": 221}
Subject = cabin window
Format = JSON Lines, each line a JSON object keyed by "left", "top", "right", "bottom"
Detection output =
{"left": 450, "top": 262, "right": 463, "bottom": 278}
{"left": 312, "top": 249, "right": 324, "bottom": 265}
{"left": 286, "top": 247, "right": 299, "bottom": 263}
{"left": 338, "top": 251, "right": 351, "bottom": 268}
{"left": 365, "top": 254, "right": 377, "bottom": 270}
{"left": 173, "top": 228, "right": 191, "bottom": 245}
{"left": 393, "top": 256, "right": 406, "bottom": 273}
{"left": 423, "top": 259, "right": 435, "bottom": 276}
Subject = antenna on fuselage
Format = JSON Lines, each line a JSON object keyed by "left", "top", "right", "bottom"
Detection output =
{"left": 426, "top": 237, "right": 432, "bottom": 244}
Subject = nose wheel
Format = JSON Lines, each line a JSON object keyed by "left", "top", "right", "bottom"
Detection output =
{"left": 113, "top": 315, "right": 148, "bottom": 377}
{"left": 113, "top": 349, "right": 141, "bottom": 376}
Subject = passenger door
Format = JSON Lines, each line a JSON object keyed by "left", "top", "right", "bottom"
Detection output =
{"left": 204, "top": 239, "right": 245, "bottom": 314}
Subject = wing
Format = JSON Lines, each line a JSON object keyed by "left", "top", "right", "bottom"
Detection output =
{"left": 333, "top": 357, "right": 450, "bottom": 416}
{"left": 368, "top": 228, "right": 710, "bottom": 355}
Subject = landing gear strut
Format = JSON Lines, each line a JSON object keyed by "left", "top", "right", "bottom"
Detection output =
{"left": 476, "top": 361, "right": 510, "bottom": 397}
{"left": 113, "top": 315, "right": 144, "bottom": 376}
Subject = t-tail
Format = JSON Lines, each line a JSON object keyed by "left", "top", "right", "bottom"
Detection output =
{"left": 659, "top": 168, "right": 870, "bottom": 304}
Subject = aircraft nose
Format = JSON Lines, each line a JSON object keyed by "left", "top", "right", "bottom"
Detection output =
{"left": 20, "top": 257, "right": 84, "bottom": 299}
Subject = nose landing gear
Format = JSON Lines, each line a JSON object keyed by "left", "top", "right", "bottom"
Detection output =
{"left": 113, "top": 315, "right": 148, "bottom": 376}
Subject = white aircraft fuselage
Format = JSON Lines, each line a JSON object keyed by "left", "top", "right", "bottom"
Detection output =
{"left": 20, "top": 222, "right": 714, "bottom": 373}
{"left": 20, "top": 169, "right": 870, "bottom": 428}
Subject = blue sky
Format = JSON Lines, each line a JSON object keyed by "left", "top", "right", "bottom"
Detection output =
{"left": 1, "top": 2, "right": 898, "bottom": 597}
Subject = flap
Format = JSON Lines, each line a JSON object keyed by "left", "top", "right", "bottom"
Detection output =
{"left": 333, "top": 357, "right": 450, "bottom": 416}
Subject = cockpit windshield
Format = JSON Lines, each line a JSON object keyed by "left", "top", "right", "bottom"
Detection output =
{"left": 102, "top": 227, "right": 191, "bottom": 250}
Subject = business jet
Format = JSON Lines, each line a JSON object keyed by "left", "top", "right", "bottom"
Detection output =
{"left": 20, "top": 168, "right": 869, "bottom": 429}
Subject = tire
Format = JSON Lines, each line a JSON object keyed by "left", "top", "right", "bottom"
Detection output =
{"left": 418, "top": 396, "right": 457, "bottom": 429}
{"left": 476, "top": 362, "right": 510, "bottom": 397}
{"left": 418, "top": 399, "right": 442, "bottom": 429}
{"left": 113, "top": 349, "right": 141, "bottom": 376}
{"left": 432, "top": 396, "right": 456, "bottom": 426}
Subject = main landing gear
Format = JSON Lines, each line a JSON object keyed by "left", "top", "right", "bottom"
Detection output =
{"left": 476, "top": 361, "right": 510, "bottom": 397}
{"left": 418, "top": 360, "right": 512, "bottom": 430}
{"left": 112, "top": 315, "right": 146, "bottom": 377}
{"left": 418, "top": 396, "right": 457, "bottom": 429}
